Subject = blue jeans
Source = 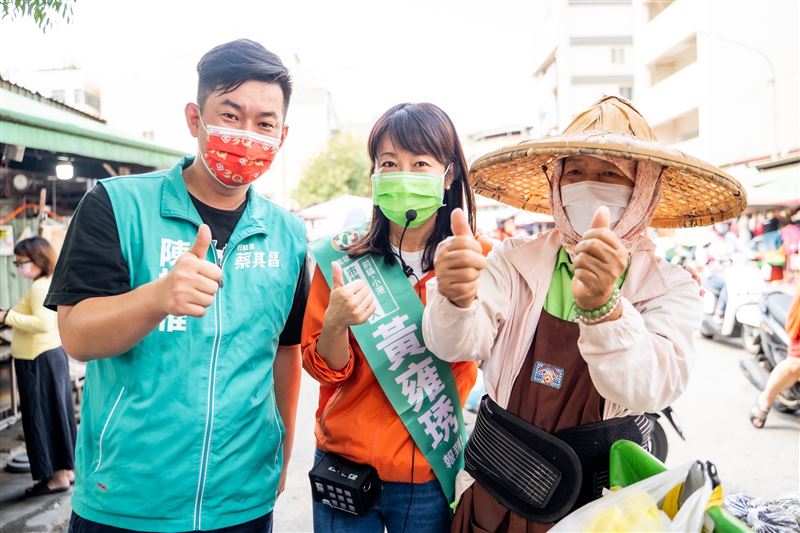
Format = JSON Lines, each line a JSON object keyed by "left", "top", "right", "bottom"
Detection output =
{"left": 706, "top": 273, "right": 728, "bottom": 314}
{"left": 312, "top": 450, "right": 451, "bottom": 533}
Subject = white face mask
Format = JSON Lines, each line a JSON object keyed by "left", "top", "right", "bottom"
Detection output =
{"left": 17, "top": 262, "right": 36, "bottom": 280}
{"left": 561, "top": 182, "right": 633, "bottom": 236}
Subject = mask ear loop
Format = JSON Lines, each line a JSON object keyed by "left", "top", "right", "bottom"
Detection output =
{"left": 441, "top": 163, "right": 454, "bottom": 207}
{"left": 196, "top": 104, "right": 209, "bottom": 134}
{"left": 370, "top": 158, "right": 381, "bottom": 205}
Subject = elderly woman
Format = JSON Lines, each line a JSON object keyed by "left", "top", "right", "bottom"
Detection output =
{"left": 421, "top": 96, "right": 746, "bottom": 532}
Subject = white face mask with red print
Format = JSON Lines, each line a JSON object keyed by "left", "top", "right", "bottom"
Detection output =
{"left": 198, "top": 116, "right": 281, "bottom": 188}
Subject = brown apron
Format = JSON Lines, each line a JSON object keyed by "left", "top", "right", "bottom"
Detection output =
{"left": 453, "top": 310, "right": 604, "bottom": 533}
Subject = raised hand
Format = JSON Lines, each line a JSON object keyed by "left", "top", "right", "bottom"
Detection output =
{"left": 572, "top": 206, "right": 628, "bottom": 311}
{"left": 158, "top": 224, "right": 223, "bottom": 318}
{"left": 323, "top": 262, "right": 376, "bottom": 329}
{"left": 433, "top": 208, "right": 486, "bottom": 308}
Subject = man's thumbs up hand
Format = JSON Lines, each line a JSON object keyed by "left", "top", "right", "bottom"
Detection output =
{"left": 157, "top": 224, "right": 223, "bottom": 318}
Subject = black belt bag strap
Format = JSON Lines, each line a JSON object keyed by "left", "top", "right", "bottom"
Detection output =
{"left": 464, "top": 396, "right": 648, "bottom": 523}
{"left": 556, "top": 412, "right": 649, "bottom": 506}
{"left": 464, "top": 396, "right": 582, "bottom": 523}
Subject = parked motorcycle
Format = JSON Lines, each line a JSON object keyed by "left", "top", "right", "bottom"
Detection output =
{"left": 699, "top": 261, "right": 764, "bottom": 345}
{"left": 739, "top": 290, "right": 800, "bottom": 414}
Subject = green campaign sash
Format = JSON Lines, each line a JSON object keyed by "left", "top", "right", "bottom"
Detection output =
{"left": 310, "top": 228, "right": 467, "bottom": 503}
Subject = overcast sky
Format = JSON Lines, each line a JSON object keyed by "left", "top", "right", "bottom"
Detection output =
{"left": 1, "top": 0, "right": 544, "bottom": 151}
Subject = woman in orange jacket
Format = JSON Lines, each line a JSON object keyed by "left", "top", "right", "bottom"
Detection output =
{"left": 302, "top": 103, "right": 489, "bottom": 533}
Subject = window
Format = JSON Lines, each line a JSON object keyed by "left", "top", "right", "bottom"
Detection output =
{"left": 51, "top": 89, "right": 65, "bottom": 102}
{"left": 619, "top": 86, "right": 633, "bottom": 99}
{"left": 74, "top": 89, "right": 84, "bottom": 105}
{"left": 84, "top": 91, "right": 101, "bottom": 112}
{"left": 611, "top": 48, "right": 625, "bottom": 64}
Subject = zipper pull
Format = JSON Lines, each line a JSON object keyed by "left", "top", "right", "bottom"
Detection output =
{"left": 217, "top": 244, "right": 226, "bottom": 289}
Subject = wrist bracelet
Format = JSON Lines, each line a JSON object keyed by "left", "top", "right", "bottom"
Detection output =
{"left": 576, "top": 298, "right": 621, "bottom": 324}
{"left": 575, "top": 287, "right": 620, "bottom": 322}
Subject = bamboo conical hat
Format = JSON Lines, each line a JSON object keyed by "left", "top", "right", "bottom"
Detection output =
{"left": 470, "top": 96, "right": 746, "bottom": 228}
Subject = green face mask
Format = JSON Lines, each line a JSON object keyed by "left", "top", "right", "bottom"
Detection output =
{"left": 372, "top": 171, "right": 445, "bottom": 228}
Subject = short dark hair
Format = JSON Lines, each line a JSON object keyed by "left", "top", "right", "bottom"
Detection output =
{"left": 14, "top": 237, "right": 57, "bottom": 278}
{"left": 348, "top": 103, "right": 477, "bottom": 273}
{"left": 196, "top": 39, "right": 292, "bottom": 116}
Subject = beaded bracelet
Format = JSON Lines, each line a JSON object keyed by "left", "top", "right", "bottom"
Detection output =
{"left": 575, "top": 287, "right": 621, "bottom": 324}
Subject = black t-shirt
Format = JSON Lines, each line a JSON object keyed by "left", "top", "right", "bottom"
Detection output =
{"left": 45, "top": 183, "right": 309, "bottom": 346}
{"left": 189, "top": 193, "right": 245, "bottom": 255}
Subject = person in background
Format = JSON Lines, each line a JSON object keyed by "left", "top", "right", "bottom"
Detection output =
{"left": 751, "top": 284, "right": 800, "bottom": 428}
{"left": 490, "top": 214, "right": 526, "bottom": 242}
{"left": 696, "top": 221, "right": 750, "bottom": 322}
{"left": 737, "top": 214, "right": 751, "bottom": 247}
{"left": 0, "top": 237, "right": 76, "bottom": 497}
{"left": 751, "top": 213, "right": 765, "bottom": 238}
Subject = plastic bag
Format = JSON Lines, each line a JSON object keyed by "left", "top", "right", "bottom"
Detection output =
{"left": 552, "top": 461, "right": 713, "bottom": 532}
{"left": 725, "top": 492, "right": 800, "bottom": 533}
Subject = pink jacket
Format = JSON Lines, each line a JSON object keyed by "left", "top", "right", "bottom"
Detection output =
{"left": 422, "top": 229, "right": 701, "bottom": 418}
{"left": 422, "top": 229, "right": 701, "bottom": 500}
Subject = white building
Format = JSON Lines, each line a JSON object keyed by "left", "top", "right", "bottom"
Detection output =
{"left": 632, "top": 0, "right": 799, "bottom": 168}
{"left": 464, "top": 125, "right": 536, "bottom": 164}
{"left": 9, "top": 67, "right": 102, "bottom": 118}
{"left": 531, "top": 0, "right": 636, "bottom": 135}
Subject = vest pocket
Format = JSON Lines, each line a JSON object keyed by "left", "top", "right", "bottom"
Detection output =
{"left": 90, "top": 385, "right": 126, "bottom": 475}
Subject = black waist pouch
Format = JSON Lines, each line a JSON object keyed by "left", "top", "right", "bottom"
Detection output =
{"left": 309, "top": 452, "right": 381, "bottom": 517}
{"left": 464, "top": 395, "right": 647, "bottom": 523}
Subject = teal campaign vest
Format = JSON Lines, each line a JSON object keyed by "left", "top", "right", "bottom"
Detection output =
{"left": 72, "top": 157, "right": 306, "bottom": 532}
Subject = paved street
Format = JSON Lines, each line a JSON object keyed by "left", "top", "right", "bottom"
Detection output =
{"left": 1, "top": 335, "right": 797, "bottom": 533}
{"left": 273, "top": 333, "right": 800, "bottom": 532}
{"left": 661, "top": 334, "right": 800, "bottom": 499}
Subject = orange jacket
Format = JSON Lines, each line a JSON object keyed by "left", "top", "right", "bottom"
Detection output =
{"left": 302, "top": 242, "right": 490, "bottom": 483}
{"left": 787, "top": 290, "right": 800, "bottom": 342}
{"left": 787, "top": 285, "right": 800, "bottom": 358}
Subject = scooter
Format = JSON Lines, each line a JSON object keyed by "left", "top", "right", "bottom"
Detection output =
{"left": 736, "top": 298, "right": 763, "bottom": 355}
{"left": 700, "top": 261, "right": 763, "bottom": 344}
{"left": 739, "top": 290, "right": 800, "bottom": 414}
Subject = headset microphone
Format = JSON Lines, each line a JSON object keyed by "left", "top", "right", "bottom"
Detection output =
{"left": 397, "top": 210, "right": 418, "bottom": 277}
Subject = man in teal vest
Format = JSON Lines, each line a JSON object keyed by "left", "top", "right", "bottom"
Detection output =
{"left": 45, "top": 40, "right": 307, "bottom": 532}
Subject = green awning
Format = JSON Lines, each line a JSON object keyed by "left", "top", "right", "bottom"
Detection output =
{"left": 0, "top": 87, "right": 187, "bottom": 168}
{"left": 747, "top": 164, "right": 800, "bottom": 207}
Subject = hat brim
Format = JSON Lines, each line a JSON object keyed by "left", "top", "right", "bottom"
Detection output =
{"left": 470, "top": 131, "right": 747, "bottom": 228}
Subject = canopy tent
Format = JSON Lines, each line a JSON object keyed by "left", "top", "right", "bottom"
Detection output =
{"left": 1, "top": 84, "right": 186, "bottom": 169}
{"left": 745, "top": 166, "right": 800, "bottom": 208}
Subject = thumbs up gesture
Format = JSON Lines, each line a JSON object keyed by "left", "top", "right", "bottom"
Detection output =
{"left": 572, "top": 206, "right": 629, "bottom": 312}
{"left": 323, "top": 262, "right": 377, "bottom": 330}
{"left": 433, "top": 208, "right": 486, "bottom": 308}
{"left": 158, "top": 224, "right": 223, "bottom": 318}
